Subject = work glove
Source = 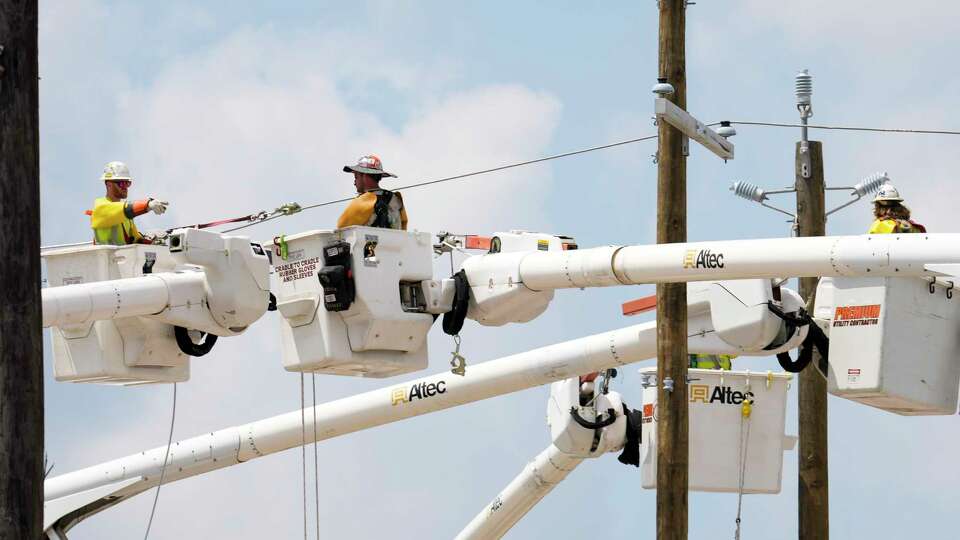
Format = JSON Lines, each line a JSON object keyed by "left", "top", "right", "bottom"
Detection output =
{"left": 148, "top": 199, "right": 169, "bottom": 215}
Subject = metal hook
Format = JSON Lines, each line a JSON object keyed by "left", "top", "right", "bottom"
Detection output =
{"left": 947, "top": 281, "right": 954, "bottom": 300}
{"left": 930, "top": 280, "right": 937, "bottom": 294}
{"left": 450, "top": 335, "right": 466, "bottom": 376}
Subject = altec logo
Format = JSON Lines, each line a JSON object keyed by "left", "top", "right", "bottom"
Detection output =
{"left": 391, "top": 380, "right": 447, "bottom": 405}
{"left": 690, "top": 385, "right": 753, "bottom": 405}
{"left": 833, "top": 304, "right": 881, "bottom": 327}
{"left": 683, "top": 249, "right": 725, "bottom": 269}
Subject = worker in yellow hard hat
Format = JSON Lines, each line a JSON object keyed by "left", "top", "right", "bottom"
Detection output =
{"left": 337, "top": 155, "right": 408, "bottom": 230}
{"left": 689, "top": 354, "right": 735, "bottom": 370}
{"left": 868, "top": 183, "right": 926, "bottom": 234}
{"left": 87, "top": 161, "right": 168, "bottom": 245}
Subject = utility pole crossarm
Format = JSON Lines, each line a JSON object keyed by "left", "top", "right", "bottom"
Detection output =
{"left": 655, "top": 98, "right": 734, "bottom": 160}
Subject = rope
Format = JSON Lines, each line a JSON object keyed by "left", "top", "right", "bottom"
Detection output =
{"left": 311, "top": 373, "right": 320, "bottom": 540}
{"left": 300, "top": 373, "right": 308, "bottom": 540}
{"left": 143, "top": 382, "right": 177, "bottom": 540}
{"left": 734, "top": 381, "right": 754, "bottom": 540}
{"left": 728, "top": 120, "right": 960, "bottom": 136}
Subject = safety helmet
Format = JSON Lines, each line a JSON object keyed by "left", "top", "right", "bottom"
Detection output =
{"left": 873, "top": 183, "right": 903, "bottom": 203}
{"left": 101, "top": 161, "right": 133, "bottom": 182}
{"left": 343, "top": 154, "right": 397, "bottom": 178}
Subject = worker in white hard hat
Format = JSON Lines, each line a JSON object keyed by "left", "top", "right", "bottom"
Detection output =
{"left": 868, "top": 183, "right": 926, "bottom": 234}
{"left": 87, "top": 161, "right": 169, "bottom": 245}
{"left": 337, "top": 154, "right": 408, "bottom": 230}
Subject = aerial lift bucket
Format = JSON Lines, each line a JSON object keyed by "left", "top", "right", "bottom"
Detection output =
{"left": 638, "top": 367, "right": 795, "bottom": 494}
{"left": 43, "top": 243, "right": 189, "bottom": 385}
{"left": 815, "top": 276, "right": 960, "bottom": 415}
{"left": 272, "top": 226, "right": 437, "bottom": 378}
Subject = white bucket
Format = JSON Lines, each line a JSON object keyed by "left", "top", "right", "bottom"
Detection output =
{"left": 638, "top": 368, "right": 795, "bottom": 494}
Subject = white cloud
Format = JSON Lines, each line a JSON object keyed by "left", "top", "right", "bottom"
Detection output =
{"left": 47, "top": 10, "right": 566, "bottom": 540}
{"left": 116, "top": 26, "right": 561, "bottom": 236}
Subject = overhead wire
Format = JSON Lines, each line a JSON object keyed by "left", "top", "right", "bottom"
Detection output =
{"left": 41, "top": 120, "right": 960, "bottom": 248}
{"left": 219, "top": 133, "right": 660, "bottom": 233}
{"left": 726, "top": 120, "right": 960, "bottom": 136}
{"left": 143, "top": 382, "right": 177, "bottom": 540}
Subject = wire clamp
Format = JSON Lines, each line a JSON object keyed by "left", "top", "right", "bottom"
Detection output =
{"left": 450, "top": 334, "right": 467, "bottom": 376}
{"left": 276, "top": 202, "right": 303, "bottom": 216}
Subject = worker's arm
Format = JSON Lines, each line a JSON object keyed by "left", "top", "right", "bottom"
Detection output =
{"left": 395, "top": 191, "right": 408, "bottom": 231}
{"left": 90, "top": 198, "right": 151, "bottom": 229}
{"left": 336, "top": 193, "right": 377, "bottom": 229}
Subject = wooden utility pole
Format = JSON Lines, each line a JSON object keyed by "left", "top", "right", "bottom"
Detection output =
{"left": 0, "top": 1, "right": 43, "bottom": 539}
{"left": 656, "top": 1, "right": 688, "bottom": 539}
{"left": 795, "top": 141, "right": 829, "bottom": 539}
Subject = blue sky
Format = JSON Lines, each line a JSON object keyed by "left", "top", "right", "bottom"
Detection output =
{"left": 41, "top": 1, "right": 960, "bottom": 538}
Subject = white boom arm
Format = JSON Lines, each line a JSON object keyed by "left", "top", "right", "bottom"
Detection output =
{"left": 42, "top": 228, "right": 271, "bottom": 336}
{"left": 455, "top": 444, "right": 583, "bottom": 540}
{"left": 42, "top": 272, "right": 204, "bottom": 328}
{"left": 44, "top": 282, "right": 806, "bottom": 534}
{"left": 483, "top": 233, "right": 960, "bottom": 291}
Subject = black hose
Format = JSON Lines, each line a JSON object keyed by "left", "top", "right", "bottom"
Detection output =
{"left": 174, "top": 326, "right": 218, "bottom": 357}
{"left": 617, "top": 403, "right": 643, "bottom": 468}
{"left": 569, "top": 407, "right": 618, "bottom": 429}
{"left": 766, "top": 302, "right": 830, "bottom": 374}
{"left": 442, "top": 270, "right": 470, "bottom": 336}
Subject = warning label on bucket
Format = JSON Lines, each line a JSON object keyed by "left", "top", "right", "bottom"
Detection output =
{"left": 847, "top": 368, "right": 861, "bottom": 383}
{"left": 275, "top": 256, "right": 320, "bottom": 283}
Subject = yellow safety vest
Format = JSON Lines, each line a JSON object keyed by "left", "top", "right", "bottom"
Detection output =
{"left": 90, "top": 197, "right": 144, "bottom": 245}
{"left": 689, "top": 354, "right": 735, "bottom": 370}
{"left": 867, "top": 218, "right": 917, "bottom": 234}
{"left": 337, "top": 190, "right": 408, "bottom": 230}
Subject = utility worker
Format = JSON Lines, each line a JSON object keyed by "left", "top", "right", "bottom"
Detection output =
{"left": 88, "top": 161, "right": 168, "bottom": 245}
{"left": 689, "top": 354, "right": 735, "bottom": 370}
{"left": 337, "top": 154, "right": 408, "bottom": 230}
{"left": 868, "top": 183, "right": 926, "bottom": 234}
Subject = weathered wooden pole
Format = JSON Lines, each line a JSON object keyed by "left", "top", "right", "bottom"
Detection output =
{"left": 795, "top": 140, "right": 829, "bottom": 539}
{"left": 656, "top": 1, "right": 688, "bottom": 539}
{"left": 0, "top": 1, "right": 44, "bottom": 538}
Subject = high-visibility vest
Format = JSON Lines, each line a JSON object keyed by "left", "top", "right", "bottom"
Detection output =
{"left": 89, "top": 197, "right": 145, "bottom": 245}
{"left": 868, "top": 218, "right": 926, "bottom": 234}
{"left": 337, "top": 190, "right": 408, "bottom": 230}
{"left": 688, "top": 354, "right": 735, "bottom": 370}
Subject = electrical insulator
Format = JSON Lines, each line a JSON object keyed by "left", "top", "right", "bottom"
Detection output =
{"left": 652, "top": 77, "right": 675, "bottom": 97}
{"left": 795, "top": 70, "right": 813, "bottom": 106}
{"left": 796, "top": 69, "right": 813, "bottom": 118}
{"left": 852, "top": 172, "right": 890, "bottom": 198}
{"left": 717, "top": 121, "right": 736, "bottom": 138}
{"left": 730, "top": 181, "right": 767, "bottom": 203}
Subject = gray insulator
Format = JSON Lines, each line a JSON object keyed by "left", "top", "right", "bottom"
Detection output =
{"left": 730, "top": 180, "right": 767, "bottom": 203}
{"left": 795, "top": 69, "right": 813, "bottom": 106}
{"left": 852, "top": 172, "right": 890, "bottom": 198}
{"left": 717, "top": 121, "right": 737, "bottom": 138}
{"left": 652, "top": 77, "right": 675, "bottom": 96}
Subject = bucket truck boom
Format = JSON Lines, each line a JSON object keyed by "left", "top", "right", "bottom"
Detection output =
{"left": 42, "top": 228, "right": 271, "bottom": 384}
{"left": 43, "top": 279, "right": 806, "bottom": 537}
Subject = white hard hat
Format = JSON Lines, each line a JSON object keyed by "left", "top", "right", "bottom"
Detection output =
{"left": 100, "top": 161, "right": 132, "bottom": 182}
{"left": 873, "top": 183, "right": 903, "bottom": 203}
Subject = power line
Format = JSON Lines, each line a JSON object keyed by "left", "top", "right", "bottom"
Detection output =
{"left": 222, "top": 133, "right": 659, "bottom": 233}
{"left": 727, "top": 120, "right": 960, "bottom": 136}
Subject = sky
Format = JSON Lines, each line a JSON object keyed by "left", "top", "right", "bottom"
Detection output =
{"left": 39, "top": 1, "right": 960, "bottom": 539}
